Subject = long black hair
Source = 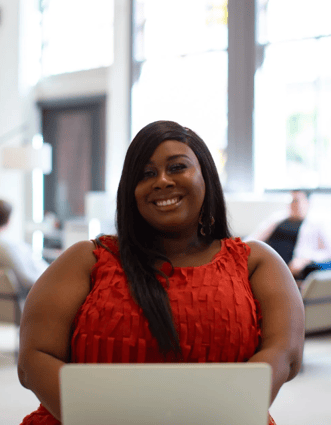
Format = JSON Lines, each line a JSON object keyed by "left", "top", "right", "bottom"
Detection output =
{"left": 115, "top": 120, "right": 231, "bottom": 355}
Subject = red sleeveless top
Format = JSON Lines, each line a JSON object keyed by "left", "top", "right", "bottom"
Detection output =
{"left": 21, "top": 236, "right": 276, "bottom": 424}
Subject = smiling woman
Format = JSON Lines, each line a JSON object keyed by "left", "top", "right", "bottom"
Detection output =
{"left": 18, "top": 121, "right": 304, "bottom": 425}
{"left": 134, "top": 140, "right": 206, "bottom": 235}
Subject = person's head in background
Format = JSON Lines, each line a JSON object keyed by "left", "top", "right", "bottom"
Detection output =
{"left": 0, "top": 200, "right": 12, "bottom": 231}
{"left": 289, "top": 190, "right": 311, "bottom": 221}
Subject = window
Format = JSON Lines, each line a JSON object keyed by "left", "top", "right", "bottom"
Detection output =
{"left": 131, "top": 0, "right": 228, "bottom": 178}
{"left": 39, "top": 0, "right": 114, "bottom": 76}
{"left": 255, "top": 0, "right": 331, "bottom": 190}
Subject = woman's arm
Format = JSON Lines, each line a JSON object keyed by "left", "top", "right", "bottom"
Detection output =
{"left": 246, "top": 241, "right": 305, "bottom": 405}
{"left": 18, "top": 240, "right": 96, "bottom": 421}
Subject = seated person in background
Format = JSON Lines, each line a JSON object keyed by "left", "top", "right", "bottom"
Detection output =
{"left": 0, "top": 199, "right": 48, "bottom": 298}
{"left": 245, "top": 190, "right": 331, "bottom": 280}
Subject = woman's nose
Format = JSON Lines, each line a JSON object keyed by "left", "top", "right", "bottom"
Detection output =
{"left": 152, "top": 171, "right": 175, "bottom": 189}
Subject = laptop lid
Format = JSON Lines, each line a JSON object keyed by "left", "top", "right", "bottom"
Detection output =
{"left": 60, "top": 363, "right": 271, "bottom": 425}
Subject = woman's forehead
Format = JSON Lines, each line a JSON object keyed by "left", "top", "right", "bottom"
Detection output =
{"left": 147, "top": 140, "right": 199, "bottom": 164}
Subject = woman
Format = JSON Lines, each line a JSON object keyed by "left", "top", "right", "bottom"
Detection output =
{"left": 18, "top": 121, "right": 305, "bottom": 424}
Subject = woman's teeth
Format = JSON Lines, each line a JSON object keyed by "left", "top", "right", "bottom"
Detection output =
{"left": 156, "top": 197, "right": 179, "bottom": 207}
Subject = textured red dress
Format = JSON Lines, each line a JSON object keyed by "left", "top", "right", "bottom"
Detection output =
{"left": 20, "top": 236, "right": 276, "bottom": 424}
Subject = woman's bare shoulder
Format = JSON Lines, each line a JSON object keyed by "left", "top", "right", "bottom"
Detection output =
{"left": 245, "top": 240, "right": 278, "bottom": 275}
{"left": 24, "top": 240, "right": 97, "bottom": 315}
{"left": 47, "top": 240, "right": 97, "bottom": 272}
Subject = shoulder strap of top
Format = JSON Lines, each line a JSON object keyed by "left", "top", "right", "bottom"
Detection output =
{"left": 92, "top": 234, "right": 120, "bottom": 257}
{"left": 224, "top": 237, "right": 250, "bottom": 253}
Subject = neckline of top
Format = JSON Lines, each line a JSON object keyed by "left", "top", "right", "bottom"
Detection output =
{"left": 99, "top": 236, "right": 242, "bottom": 274}
{"left": 159, "top": 238, "right": 232, "bottom": 275}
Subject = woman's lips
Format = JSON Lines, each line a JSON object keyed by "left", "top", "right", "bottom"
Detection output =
{"left": 152, "top": 196, "right": 183, "bottom": 209}
{"left": 154, "top": 197, "right": 180, "bottom": 207}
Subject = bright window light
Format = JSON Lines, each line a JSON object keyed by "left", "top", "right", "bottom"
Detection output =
{"left": 32, "top": 230, "right": 44, "bottom": 260}
{"left": 89, "top": 218, "right": 101, "bottom": 240}
{"left": 32, "top": 168, "right": 44, "bottom": 223}
{"left": 255, "top": 0, "right": 331, "bottom": 190}
{"left": 32, "top": 133, "right": 44, "bottom": 149}
{"left": 40, "top": 0, "right": 114, "bottom": 76}
{"left": 132, "top": 0, "right": 228, "bottom": 181}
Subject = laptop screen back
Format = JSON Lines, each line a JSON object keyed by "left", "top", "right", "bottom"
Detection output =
{"left": 60, "top": 363, "right": 271, "bottom": 425}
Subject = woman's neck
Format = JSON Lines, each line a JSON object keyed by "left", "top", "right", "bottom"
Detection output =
{"left": 152, "top": 231, "right": 219, "bottom": 267}
{"left": 160, "top": 235, "right": 204, "bottom": 257}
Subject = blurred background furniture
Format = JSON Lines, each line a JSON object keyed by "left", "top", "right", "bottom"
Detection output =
{"left": 301, "top": 270, "right": 331, "bottom": 334}
{"left": 0, "top": 268, "right": 22, "bottom": 361}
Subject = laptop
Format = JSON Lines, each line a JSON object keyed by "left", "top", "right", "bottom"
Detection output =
{"left": 60, "top": 363, "right": 271, "bottom": 425}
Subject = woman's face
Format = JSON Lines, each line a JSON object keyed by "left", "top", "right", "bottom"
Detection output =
{"left": 134, "top": 140, "right": 206, "bottom": 234}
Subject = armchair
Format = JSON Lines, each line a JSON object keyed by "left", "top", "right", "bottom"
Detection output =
{"left": 301, "top": 270, "right": 331, "bottom": 334}
{"left": 0, "top": 268, "right": 22, "bottom": 360}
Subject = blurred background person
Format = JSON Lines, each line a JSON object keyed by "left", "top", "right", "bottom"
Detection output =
{"left": 0, "top": 200, "right": 48, "bottom": 298}
{"left": 245, "top": 190, "right": 331, "bottom": 282}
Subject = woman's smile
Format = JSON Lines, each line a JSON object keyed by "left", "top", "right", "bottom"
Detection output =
{"left": 154, "top": 196, "right": 181, "bottom": 207}
{"left": 152, "top": 195, "right": 184, "bottom": 210}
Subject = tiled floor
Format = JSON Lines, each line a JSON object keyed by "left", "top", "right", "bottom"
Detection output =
{"left": 1, "top": 324, "right": 331, "bottom": 425}
{"left": 270, "top": 332, "right": 331, "bottom": 425}
{"left": 0, "top": 325, "right": 40, "bottom": 425}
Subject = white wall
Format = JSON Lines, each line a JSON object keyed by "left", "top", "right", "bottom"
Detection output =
{"left": 0, "top": 0, "right": 25, "bottom": 241}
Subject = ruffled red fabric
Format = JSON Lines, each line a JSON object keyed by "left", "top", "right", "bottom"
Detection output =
{"left": 20, "top": 236, "right": 275, "bottom": 425}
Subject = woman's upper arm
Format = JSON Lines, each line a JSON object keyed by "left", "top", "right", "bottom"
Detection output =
{"left": 247, "top": 240, "right": 305, "bottom": 378}
{"left": 18, "top": 240, "right": 97, "bottom": 367}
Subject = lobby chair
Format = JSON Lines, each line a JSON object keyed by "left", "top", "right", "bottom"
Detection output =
{"left": 0, "top": 268, "right": 22, "bottom": 361}
{"left": 301, "top": 270, "right": 331, "bottom": 334}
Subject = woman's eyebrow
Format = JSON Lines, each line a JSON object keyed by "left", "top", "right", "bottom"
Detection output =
{"left": 146, "top": 154, "right": 190, "bottom": 165}
{"left": 166, "top": 154, "right": 190, "bottom": 161}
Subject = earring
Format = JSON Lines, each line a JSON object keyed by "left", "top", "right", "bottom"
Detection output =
{"left": 199, "top": 215, "right": 215, "bottom": 236}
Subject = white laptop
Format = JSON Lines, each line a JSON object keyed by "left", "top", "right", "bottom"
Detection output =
{"left": 60, "top": 363, "right": 271, "bottom": 425}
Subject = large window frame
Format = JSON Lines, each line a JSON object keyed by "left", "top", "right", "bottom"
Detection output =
{"left": 226, "top": 0, "right": 255, "bottom": 192}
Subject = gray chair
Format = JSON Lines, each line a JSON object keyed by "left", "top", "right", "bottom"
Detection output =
{"left": 0, "top": 268, "right": 22, "bottom": 360}
{"left": 301, "top": 270, "right": 331, "bottom": 334}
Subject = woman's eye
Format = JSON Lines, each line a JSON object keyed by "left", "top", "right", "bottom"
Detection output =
{"left": 169, "top": 163, "right": 186, "bottom": 172}
{"left": 142, "top": 169, "right": 155, "bottom": 179}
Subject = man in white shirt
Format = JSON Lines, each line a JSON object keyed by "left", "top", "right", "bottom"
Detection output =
{"left": 245, "top": 191, "right": 331, "bottom": 280}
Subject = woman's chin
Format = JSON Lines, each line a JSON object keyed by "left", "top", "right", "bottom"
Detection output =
{"left": 151, "top": 222, "right": 199, "bottom": 238}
